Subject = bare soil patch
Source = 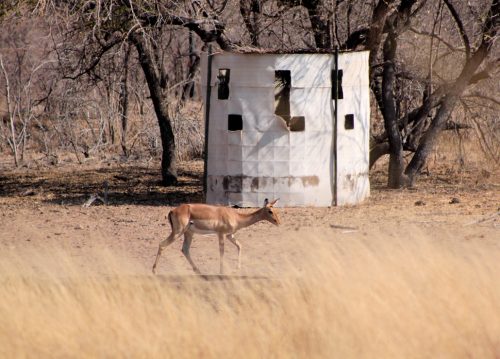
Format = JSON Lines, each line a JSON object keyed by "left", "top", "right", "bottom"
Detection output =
{"left": 0, "top": 157, "right": 498, "bottom": 276}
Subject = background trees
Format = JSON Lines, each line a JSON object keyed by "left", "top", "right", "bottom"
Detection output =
{"left": 1, "top": 0, "right": 498, "bottom": 188}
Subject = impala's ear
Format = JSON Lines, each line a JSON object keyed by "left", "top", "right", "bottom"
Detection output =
{"left": 268, "top": 198, "right": 279, "bottom": 207}
{"left": 263, "top": 198, "right": 269, "bottom": 207}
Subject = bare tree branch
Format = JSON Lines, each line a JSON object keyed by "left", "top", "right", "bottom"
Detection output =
{"left": 62, "top": 32, "right": 125, "bottom": 80}
{"left": 463, "top": 92, "right": 500, "bottom": 107}
{"left": 442, "top": 0, "right": 471, "bottom": 59}
{"left": 409, "top": 27, "right": 463, "bottom": 53}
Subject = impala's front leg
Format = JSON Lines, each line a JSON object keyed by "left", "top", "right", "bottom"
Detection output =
{"left": 218, "top": 233, "right": 225, "bottom": 275}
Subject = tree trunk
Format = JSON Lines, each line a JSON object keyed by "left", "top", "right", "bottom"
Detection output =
{"left": 130, "top": 33, "right": 177, "bottom": 185}
{"left": 405, "top": 0, "right": 498, "bottom": 184}
{"left": 0, "top": 56, "right": 18, "bottom": 167}
{"left": 181, "top": 31, "right": 200, "bottom": 101}
{"left": 119, "top": 44, "right": 131, "bottom": 157}
{"left": 405, "top": 46, "right": 488, "bottom": 184}
{"left": 366, "top": 0, "right": 396, "bottom": 82}
{"left": 404, "top": 95, "right": 458, "bottom": 184}
{"left": 369, "top": 142, "right": 390, "bottom": 169}
{"left": 303, "top": 0, "right": 332, "bottom": 49}
{"left": 381, "top": 27, "right": 406, "bottom": 188}
{"left": 240, "top": 0, "right": 261, "bottom": 46}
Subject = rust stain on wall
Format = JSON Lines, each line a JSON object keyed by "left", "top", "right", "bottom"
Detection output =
{"left": 222, "top": 175, "right": 243, "bottom": 192}
{"left": 251, "top": 177, "right": 259, "bottom": 191}
{"left": 341, "top": 172, "right": 368, "bottom": 192}
{"left": 301, "top": 176, "right": 319, "bottom": 187}
{"left": 217, "top": 175, "right": 320, "bottom": 192}
{"left": 343, "top": 174, "right": 355, "bottom": 192}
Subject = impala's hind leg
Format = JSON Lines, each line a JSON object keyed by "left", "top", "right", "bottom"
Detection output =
{"left": 152, "top": 233, "right": 181, "bottom": 274}
{"left": 218, "top": 233, "right": 225, "bottom": 275}
{"left": 181, "top": 232, "right": 201, "bottom": 274}
{"left": 227, "top": 234, "right": 242, "bottom": 270}
{"left": 153, "top": 209, "right": 190, "bottom": 274}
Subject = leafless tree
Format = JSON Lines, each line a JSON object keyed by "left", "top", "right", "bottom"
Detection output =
{"left": 2, "top": 0, "right": 497, "bottom": 189}
{"left": 277, "top": 0, "right": 499, "bottom": 187}
{"left": 33, "top": 0, "right": 235, "bottom": 184}
{"left": 0, "top": 15, "right": 56, "bottom": 166}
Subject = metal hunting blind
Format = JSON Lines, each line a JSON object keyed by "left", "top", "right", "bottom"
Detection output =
{"left": 201, "top": 50, "right": 370, "bottom": 207}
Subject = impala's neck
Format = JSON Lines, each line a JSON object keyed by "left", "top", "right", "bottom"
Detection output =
{"left": 236, "top": 209, "right": 264, "bottom": 230}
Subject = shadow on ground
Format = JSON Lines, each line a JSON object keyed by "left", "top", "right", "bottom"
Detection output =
{"left": 122, "top": 274, "right": 282, "bottom": 290}
{"left": 0, "top": 162, "right": 204, "bottom": 206}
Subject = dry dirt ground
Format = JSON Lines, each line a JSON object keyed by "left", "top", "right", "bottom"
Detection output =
{"left": 0, "top": 157, "right": 498, "bottom": 276}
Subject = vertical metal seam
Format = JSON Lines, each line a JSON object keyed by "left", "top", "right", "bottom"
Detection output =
{"left": 202, "top": 44, "right": 213, "bottom": 200}
{"left": 333, "top": 46, "right": 339, "bottom": 206}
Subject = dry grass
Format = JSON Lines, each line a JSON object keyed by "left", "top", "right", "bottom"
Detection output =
{"left": 0, "top": 127, "right": 498, "bottom": 358}
{"left": 1, "top": 229, "right": 500, "bottom": 358}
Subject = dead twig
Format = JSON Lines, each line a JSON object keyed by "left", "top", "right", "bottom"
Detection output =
{"left": 82, "top": 182, "right": 109, "bottom": 207}
{"left": 330, "top": 224, "right": 359, "bottom": 231}
{"left": 82, "top": 194, "right": 106, "bottom": 208}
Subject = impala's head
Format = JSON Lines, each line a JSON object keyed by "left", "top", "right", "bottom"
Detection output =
{"left": 262, "top": 198, "right": 281, "bottom": 226}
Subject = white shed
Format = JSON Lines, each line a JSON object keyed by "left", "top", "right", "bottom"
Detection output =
{"left": 201, "top": 50, "right": 370, "bottom": 207}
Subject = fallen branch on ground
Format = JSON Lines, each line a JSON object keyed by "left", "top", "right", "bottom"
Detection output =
{"left": 82, "top": 194, "right": 106, "bottom": 208}
{"left": 330, "top": 224, "right": 359, "bottom": 231}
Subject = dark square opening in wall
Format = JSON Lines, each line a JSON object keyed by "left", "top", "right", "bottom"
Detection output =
{"left": 275, "top": 70, "right": 291, "bottom": 119}
{"left": 289, "top": 116, "right": 305, "bottom": 132}
{"left": 228, "top": 114, "right": 243, "bottom": 131}
{"left": 218, "top": 69, "right": 230, "bottom": 100}
{"left": 331, "top": 69, "right": 344, "bottom": 100}
{"left": 345, "top": 114, "right": 354, "bottom": 130}
{"left": 275, "top": 70, "right": 291, "bottom": 87}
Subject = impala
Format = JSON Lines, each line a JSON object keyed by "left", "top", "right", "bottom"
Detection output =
{"left": 152, "top": 198, "right": 281, "bottom": 275}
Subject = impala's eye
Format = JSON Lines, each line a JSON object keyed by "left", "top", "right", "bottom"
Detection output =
{"left": 268, "top": 210, "right": 273, "bottom": 214}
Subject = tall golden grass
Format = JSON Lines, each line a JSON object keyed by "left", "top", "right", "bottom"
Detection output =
{"left": 1, "top": 229, "right": 499, "bottom": 358}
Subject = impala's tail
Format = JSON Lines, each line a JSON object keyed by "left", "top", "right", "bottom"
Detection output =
{"left": 166, "top": 210, "right": 176, "bottom": 231}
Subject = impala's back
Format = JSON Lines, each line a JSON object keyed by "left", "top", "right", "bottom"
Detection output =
{"left": 184, "top": 204, "right": 238, "bottom": 234}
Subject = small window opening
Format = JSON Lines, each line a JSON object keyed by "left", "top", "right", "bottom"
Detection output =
{"left": 275, "top": 71, "right": 306, "bottom": 131}
{"left": 228, "top": 114, "right": 243, "bottom": 131}
{"left": 344, "top": 114, "right": 354, "bottom": 130}
{"left": 274, "top": 70, "right": 291, "bottom": 122}
{"left": 331, "top": 69, "right": 344, "bottom": 100}
{"left": 290, "top": 116, "right": 305, "bottom": 132}
{"left": 218, "top": 69, "right": 230, "bottom": 100}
